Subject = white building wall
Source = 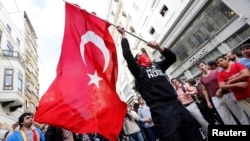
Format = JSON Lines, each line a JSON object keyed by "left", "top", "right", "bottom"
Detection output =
{"left": 148, "top": 0, "right": 192, "bottom": 42}
{"left": 0, "top": 4, "right": 25, "bottom": 54}
{"left": 111, "top": 0, "right": 197, "bottom": 103}
{"left": 0, "top": 2, "right": 25, "bottom": 131}
{"left": 161, "top": 0, "right": 208, "bottom": 47}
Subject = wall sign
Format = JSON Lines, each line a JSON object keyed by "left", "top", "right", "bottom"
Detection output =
{"left": 189, "top": 48, "right": 208, "bottom": 64}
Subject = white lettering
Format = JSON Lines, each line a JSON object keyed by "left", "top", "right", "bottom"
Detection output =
{"left": 212, "top": 129, "right": 218, "bottom": 136}
{"left": 189, "top": 48, "right": 208, "bottom": 64}
{"left": 146, "top": 68, "right": 165, "bottom": 78}
{"left": 212, "top": 129, "right": 247, "bottom": 136}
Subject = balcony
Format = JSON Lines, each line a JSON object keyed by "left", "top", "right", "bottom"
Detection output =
{"left": 0, "top": 49, "right": 25, "bottom": 66}
{"left": 0, "top": 92, "right": 24, "bottom": 112}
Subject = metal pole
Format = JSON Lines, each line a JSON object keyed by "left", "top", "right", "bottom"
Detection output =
{"left": 109, "top": 23, "right": 148, "bottom": 43}
{"left": 63, "top": 0, "right": 148, "bottom": 43}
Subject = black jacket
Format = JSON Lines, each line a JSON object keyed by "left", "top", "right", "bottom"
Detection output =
{"left": 45, "top": 126, "right": 64, "bottom": 141}
{"left": 45, "top": 126, "right": 83, "bottom": 141}
{"left": 121, "top": 38, "right": 178, "bottom": 109}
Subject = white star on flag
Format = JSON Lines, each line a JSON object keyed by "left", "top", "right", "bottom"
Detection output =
{"left": 87, "top": 70, "right": 102, "bottom": 88}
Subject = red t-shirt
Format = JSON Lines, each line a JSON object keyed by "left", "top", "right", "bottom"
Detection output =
{"left": 217, "top": 63, "right": 250, "bottom": 101}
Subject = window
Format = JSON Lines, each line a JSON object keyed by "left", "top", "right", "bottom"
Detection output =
{"left": 5, "top": 41, "right": 13, "bottom": 56}
{"left": 26, "top": 100, "right": 30, "bottom": 109}
{"left": 0, "top": 30, "right": 2, "bottom": 47}
{"left": 132, "top": 2, "right": 139, "bottom": 12}
{"left": 6, "top": 24, "right": 11, "bottom": 34}
{"left": 124, "top": 85, "right": 130, "bottom": 96}
{"left": 122, "top": 11, "right": 127, "bottom": 18}
{"left": 149, "top": 27, "right": 155, "bottom": 35}
{"left": 226, "top": 25, "right": 250, "bottom": 49}
{"left": 130, "top": 26, "right": 135, "bottom": 33}
{"left": 16, "top": 38, "right": 20, "bottom": 46}
{"left": 149, "top": 27, "right": 158, "bottom": 39}
{"left": 3, "top": 69, "right": 14, "bottom": 90}
{"left": 171, "top": 0, "right": 236, "bottom": 62}
{"left": 160, "top": 5, "right": 168, "bottom": 17}
{"left": 18, "top": 72, "right": 23, "bottom": 92}
{"left": 30, "top": 103, "right": 36, "bottom": 112}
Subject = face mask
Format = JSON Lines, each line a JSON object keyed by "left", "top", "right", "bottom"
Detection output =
{"left": 137, "top": 53, "right": 152, "bottom": 67}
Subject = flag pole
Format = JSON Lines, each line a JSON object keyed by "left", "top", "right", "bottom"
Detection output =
{"left": 108, "top": 23, "right": 148, "bottom": 44}
{"left": 62, "top": 0, "right": 148, "bottom": 44}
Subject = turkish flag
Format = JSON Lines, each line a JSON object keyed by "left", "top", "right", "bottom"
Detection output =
{"left": 34, "top": 2, "right": 126, "bottom": 140}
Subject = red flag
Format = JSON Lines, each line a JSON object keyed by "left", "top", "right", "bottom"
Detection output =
{"left": 35, "top": 2, "right": 127, "bottom": 140}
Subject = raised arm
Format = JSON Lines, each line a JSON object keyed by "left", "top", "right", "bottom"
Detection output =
{"left": 145, "top": 40, "right": 177, "bottom": 71}
{"left": 117, "top": 26, "right": 141, "bottom": 78}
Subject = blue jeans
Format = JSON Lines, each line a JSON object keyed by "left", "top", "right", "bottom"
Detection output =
{"left": 144, "top": 126, "right": 158, "bottom": 141}
{"left": 129, "top": 131, "right": 144, "bottom": 141}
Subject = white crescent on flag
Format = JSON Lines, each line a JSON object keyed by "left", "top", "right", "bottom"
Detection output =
{"left": 80, "top": 31, "right": 110, "bottom": 72}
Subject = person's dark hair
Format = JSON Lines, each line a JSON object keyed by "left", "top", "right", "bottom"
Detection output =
{"left": 231, "top": 50, "right": 242, "bottom": 57}
{"left": 240, "top": 43, "right": 250, "bottom": 49}
{"left": 4, "top": 131, "right": 10, "bottom": 140}
{"left": 134, "top": 53, "right": 140, "bottom": 61}
{"left": 196, "top": 73, "right": 202, "bottom": 78}
{"left": 18, "top": 112, "right": 33, "bottom": 127}
{"left": 133, "top": 103, "right": 140, "bottom": 113}
{"left": 170, "top": 78, "right": 182, "bottom": 84}
{"left": 195, "top": 61, "right": 206, "bottom": 67}
{"left": 215, "top": 55, "right": 227, "bottom": 62}
{"left": 187, "top": 78, "right": 196, "bottom": 86}
{"left": 207, "top": 60, "right": 217, "bottom": 67}
{"left": 134, "top": 53, "right": 144, "bottom": 61}
{"left": 42, "top": 124, "right": 48, "bottom": 132}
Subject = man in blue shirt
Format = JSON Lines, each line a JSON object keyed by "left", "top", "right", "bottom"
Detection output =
{"left": 240, "top": 43, "right": 250, "bottom": 70}
{"left": 6, "top": 112, "right": 45, "bottom": 141}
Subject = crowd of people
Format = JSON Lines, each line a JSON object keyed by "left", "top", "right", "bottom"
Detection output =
{"left": 122, "top": 97, "right": 158, "bottom": 141}
{"left": 168, "top": 54, "right": 250, "bottom": 139}
{"left": 2, "top": 27, "right": 250, "bottom": 141}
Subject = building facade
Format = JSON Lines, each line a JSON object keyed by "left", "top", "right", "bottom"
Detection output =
{"left": 109, "top": 0, "right": 194, "bottom": 104}
{"left": 162, "top": 0, "right": 250, "bottom": 81}
{"left": 0, "top": 2, "right": 39, "bottom": 138}
{"left": 109, "top": 0, "right": 250, "bottom": 104}
{"left": 23, "top": 11, "right": 39, "bottom": 115}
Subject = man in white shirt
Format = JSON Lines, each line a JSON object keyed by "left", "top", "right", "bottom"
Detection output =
{"left": 138, "top": 97, "right": 158, "bottom": 141}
